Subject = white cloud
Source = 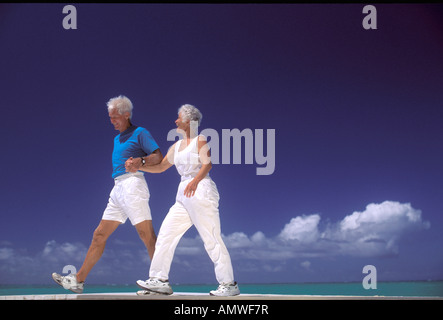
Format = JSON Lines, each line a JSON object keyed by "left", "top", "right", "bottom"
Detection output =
{"left": 175, "top": 237, "right": 204, "bottom": 255}
{"left": 41, "top": 240, "right": 87, "bottom": 264}
{"left": 322, "top": 201, "right": 430, "bottom": 256}
{"left": 0, "top": 240, "right": 151, "bottom": 284}
{"left": 223, "top": 232, "right": 253, "bottom": 248}
{"left": 279, "top": 214, "right": 321, "bottom": 243}
{"left": 0, "top": 248, "right": 14, "bottom": 260}
{"left": 273, "top": 201, "right": 429, "bottom": 258}
{"left": 300, "top": 260, "right": 311, "bottom": 271}
{"left": 339, "top": 201, "right": 426, "bottom": 232}
{"left": 172, "top": 201, "right": 430, "bottom": 268}
{"left": 0, "top": 201, "right": 431, "bottom": 284}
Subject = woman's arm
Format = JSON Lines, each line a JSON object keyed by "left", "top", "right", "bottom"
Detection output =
{"left": 126, "top": 142, "right": 176, "bottom": 173}
{"left": 183, "top": 137, "right": 212, "bottom": 197}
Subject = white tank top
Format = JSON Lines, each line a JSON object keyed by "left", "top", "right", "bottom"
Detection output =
{"left": 174, "top": 136, "right": 207, "bottom": 181}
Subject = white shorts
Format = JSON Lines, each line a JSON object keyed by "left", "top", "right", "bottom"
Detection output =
{"left": 102, "top": 172, "right": 152, "bottom": 225}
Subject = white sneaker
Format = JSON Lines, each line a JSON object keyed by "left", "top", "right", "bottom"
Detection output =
{"left": 136, "top": 290, "right": 162, "bottom": 296}
{"left": 52, "top": 272, "right": 84, "bottom": 294}
{"left": 210, "top": 282, "right": 240, "bottom": 296}
{"left": 136, "top": 278, "right": 173, "bottom": 295}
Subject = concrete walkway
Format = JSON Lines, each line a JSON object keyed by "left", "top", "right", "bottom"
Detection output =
{"left": 1, "top": 292, "right": 441, "bottom": 300}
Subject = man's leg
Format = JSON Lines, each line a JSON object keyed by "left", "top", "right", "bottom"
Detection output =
{"left": 76, "top": 219, "right": 120, "bottom": 283}
{"left": 135, "top": 220, "right": 157, "bottom": 260}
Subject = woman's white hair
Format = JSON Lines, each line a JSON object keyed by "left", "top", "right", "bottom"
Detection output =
{"left": 178, "top": 104, "right": 202, "bottom": 126}
{"left": 107, "top": 95, "right": 133, "bottom": 119}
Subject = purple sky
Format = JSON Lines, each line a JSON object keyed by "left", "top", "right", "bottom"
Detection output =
{"left": 1, "top": 4, "right": 442, "bottom": 286}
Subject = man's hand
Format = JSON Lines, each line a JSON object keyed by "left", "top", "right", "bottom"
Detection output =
{"left": 125, "top": 157, "right": 141, "bottom": 173}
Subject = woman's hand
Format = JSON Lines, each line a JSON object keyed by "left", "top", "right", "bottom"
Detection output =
{"left": 184, "top": 178, "right": 200, "bottom": 198}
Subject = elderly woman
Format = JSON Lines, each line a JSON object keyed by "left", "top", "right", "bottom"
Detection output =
{"left": 126, "top": 104, "right": 240, "bottom": 296}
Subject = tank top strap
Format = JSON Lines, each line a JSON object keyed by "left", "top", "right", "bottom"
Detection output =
{"left": 175, "top": 139, "right": 181, "bottom": 153}
{"left": 191, "top": 135, "right": 199, "bottom": 152}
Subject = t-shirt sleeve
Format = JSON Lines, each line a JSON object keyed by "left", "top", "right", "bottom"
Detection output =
{"left": 138, "top": 129, "right": 160, "bottom": 155}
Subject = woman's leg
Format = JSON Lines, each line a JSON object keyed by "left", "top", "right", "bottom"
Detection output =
{"left": 149, "top": 202, "right": 193, "bottom": 280}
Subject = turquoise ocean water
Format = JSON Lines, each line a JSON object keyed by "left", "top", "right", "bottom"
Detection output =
{"left": 1, "top": 281, "right": 443, "bottom": 297}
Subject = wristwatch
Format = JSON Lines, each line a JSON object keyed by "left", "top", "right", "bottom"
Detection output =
{"left": 141, "top": 157, "right": 146, "bottom": 166}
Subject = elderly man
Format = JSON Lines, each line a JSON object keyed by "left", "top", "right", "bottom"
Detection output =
{"left": 52, "top": 95, "right": 162, "bottom": 293}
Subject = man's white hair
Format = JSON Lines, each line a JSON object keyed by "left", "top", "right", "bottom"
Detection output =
{"left": 107, "top": 95, "right": 133, "bottom": 119}
{"left": 178, "top": 104, "right": 202, "bottom": 126}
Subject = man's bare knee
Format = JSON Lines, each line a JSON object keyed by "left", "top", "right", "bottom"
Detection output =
{"left": 137, "top": 228, "right": 147, "bottom": 239}
{"left": 137, "top": 228, "right": 154, "bottom": 242}
{"left": 91, "top": 220, "right": 119, "bottom": 246}
{"left": 136, "top": 221, "right": 156, "bottom": 242}
{"left": 92, "top": 228, "right": 108, "bottom": 246}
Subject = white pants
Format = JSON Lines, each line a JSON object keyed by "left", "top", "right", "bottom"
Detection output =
{"left": 149, "top": 177, "right": 234, "bottom": 284}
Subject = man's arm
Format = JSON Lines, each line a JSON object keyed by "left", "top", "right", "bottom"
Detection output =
{"left": 125, "top": 149, "right": 162, "bottom": 173}
{"left": 144, "top": 148, "right": 163, "bottom": 166}
{"left": 126, "top": 143, "right": 175, "bottom": 174}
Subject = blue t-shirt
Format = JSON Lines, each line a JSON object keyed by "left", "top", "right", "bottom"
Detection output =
{"left": 112, "top": 126, "right": 159, "bottom": 179}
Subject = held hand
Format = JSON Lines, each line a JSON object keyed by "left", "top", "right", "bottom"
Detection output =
{"left": 125, "top": 157, "right": 140, "bottom": 173}
{"left": 184, "top": 179, "right": 199, "bottom": 198}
